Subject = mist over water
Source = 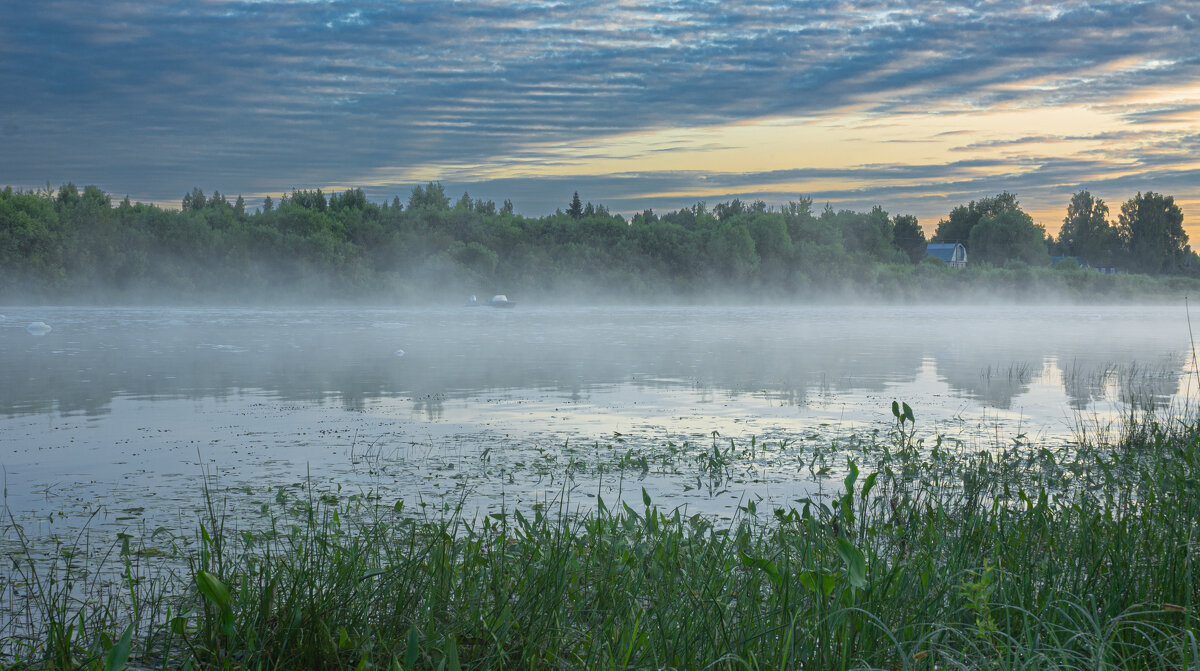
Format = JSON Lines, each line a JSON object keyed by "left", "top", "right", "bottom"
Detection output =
{"left": 0, "top": 304, "right": 1192, "bottom": 533}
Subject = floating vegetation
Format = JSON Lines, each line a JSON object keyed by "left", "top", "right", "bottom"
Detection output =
{"left": 3, "top": 401, "right": 1200, "bottom": 669}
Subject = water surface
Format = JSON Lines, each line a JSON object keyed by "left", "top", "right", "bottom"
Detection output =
{"left": 0, "top": 304, "right": 1192, "bottom": 535}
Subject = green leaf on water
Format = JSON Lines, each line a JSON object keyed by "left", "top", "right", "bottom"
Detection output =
{"left": 642, "top": 487, "right": 651, "bottom": 508}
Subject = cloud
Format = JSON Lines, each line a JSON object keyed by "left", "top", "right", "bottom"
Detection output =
{"left": 0, "top": 0, "right": 1197, "bottom": 224}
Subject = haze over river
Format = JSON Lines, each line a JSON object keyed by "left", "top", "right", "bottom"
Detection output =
{"left": 0, "top": 304, "right": 1194, "bottom": 538}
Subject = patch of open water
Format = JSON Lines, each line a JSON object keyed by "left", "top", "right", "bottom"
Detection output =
{"left": 0, "top": 304, "right": 1193, "bottom": 546}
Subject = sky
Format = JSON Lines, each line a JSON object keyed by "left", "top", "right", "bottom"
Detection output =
{"left": 1, "top": 0, "right": 1198, "bottom": 235}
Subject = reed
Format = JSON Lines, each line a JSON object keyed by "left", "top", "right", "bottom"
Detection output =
{"left": 3, "top": 403, "right": 1200, "bottom": 669}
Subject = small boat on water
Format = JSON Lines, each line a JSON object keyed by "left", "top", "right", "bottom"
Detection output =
{"left": 467, "top": 294, "right": 517, "bottom": 308}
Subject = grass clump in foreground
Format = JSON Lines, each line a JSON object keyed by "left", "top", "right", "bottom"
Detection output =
{"left": 4, "top": 405, "right": 1200, "bottom": 670}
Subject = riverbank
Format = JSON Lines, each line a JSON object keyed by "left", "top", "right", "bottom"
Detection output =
{"left": 3, "top": 403, "right": 1198, "bottom": 670}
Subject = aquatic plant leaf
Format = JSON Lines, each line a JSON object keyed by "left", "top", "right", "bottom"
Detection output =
{"left": 444, "top": 634, "right": 461, "bottom": 671}
{"left": 405, "top": 626, "right": 419, "bottom": 669}
{"left": 622, "top": 501, "right": 640, "bottom": 521}
{"left": 740, "top": 552, "right": 783, "bottom": 587}
{"left": 861, "top": 472, "right": 878, "bottom": 502}
{"left": 104, "top": 624, "right": 133, "bottom": 671}
{"left": 196, "top": 570, "right": 230, "bottom": 610}
{"left": 197, "top": 570, "right": 235, "bottom": 634}
{"left": 798, "top": 570, "right": 836, "bottom": 596}
{"left": 836, "top": 538, "right": 868, "bottom": 589}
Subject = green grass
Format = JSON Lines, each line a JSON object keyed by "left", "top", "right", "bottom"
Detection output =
{"left": 4, "top": 406, "right": 1200, "bottom": 670}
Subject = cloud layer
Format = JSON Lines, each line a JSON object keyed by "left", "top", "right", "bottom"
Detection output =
{"left": 1, "top": 1, "right": 1197, "bottom": 228}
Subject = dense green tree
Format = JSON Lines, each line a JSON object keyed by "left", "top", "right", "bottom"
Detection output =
{"left": 0, "top": 187, "right": 62, "bottom": 288}
{"left": 289, "top": 188, "right": 328, "bottom": 212}
{"left": 705, "top": 222, "right": 758, "bottom": 281}
{"left": 330, "top": 188, "right": 368, "bottom": 212}
{"left": 567, "top": 192, "right": 583, "bottom": 219}
{"left": 820, "top": 206, "right": 893, "bottom": 261}
{"left": 1118, "top": 192, "right": 1187, "bottom": 274}
{"left": 3, "top": 182, "right": 1197, "bottom": 304}
{"left": 932, "top": 192, "right": 1020, "bottom": 246}
{"left": 1057, "top": 190, "right": 1118, "bottom": 266}
{"left": 632, "top": 209, "right": 658, "bottom": 226}
{"left": 452, "top": 241, "right": 499, "bottom": 276}
{"left": 181, "top": 187, "right": 205, "bottom": 212}
{"left": 968, "top": 208, "right": 1049, "bottom": 267}
{"left": 714, "top": 199, "right": 747, "bottom": 221}
{"left": 408, "top": 182, "right": 449, "bottom": 211}
{"left": 743, "top": 212, "right": 793, "bottom": 284}
{"left": 892, "top": 214, "right": 926, "bottom": 263}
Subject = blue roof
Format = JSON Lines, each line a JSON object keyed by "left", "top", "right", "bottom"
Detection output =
{"left": 926, "top": 243, "right": 963, "bottom": 262}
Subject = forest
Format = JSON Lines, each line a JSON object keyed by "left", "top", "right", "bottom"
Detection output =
{"left": 0, "top": 182, "right": 1195, "bottom": 303}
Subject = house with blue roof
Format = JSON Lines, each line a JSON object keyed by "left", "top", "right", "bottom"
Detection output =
{"left": 926, "top": 243, "right": 967, "bottom": 268}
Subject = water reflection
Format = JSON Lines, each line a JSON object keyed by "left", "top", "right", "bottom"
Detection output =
{"left": 0, "top": 305, "right": 1189, "bottom": 420}
{"left": 0, "top": 304, "right": 1192, "bottom": 551}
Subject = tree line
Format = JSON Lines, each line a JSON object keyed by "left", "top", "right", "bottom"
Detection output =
{"left": 0, "top": 182, "right": 1194, "bottom": 303}
{"left": 921, "top": 190, "right": 1192, "bottom": 275}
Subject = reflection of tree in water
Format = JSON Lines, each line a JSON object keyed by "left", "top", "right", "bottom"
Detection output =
{"left": 0, "top": 307, "right": 1191, "bottom": 421}
{"left": 937, "top": 360, "right": 1037, "bottom": 409}
{"left": 1058, "top": 354, "right": 1183, "bottom": 411}
{"left": 1114, "top": 358, "right": 1184, "bottom": 411}
{"left": 1061, "top": 358, "right": 1112, "bottom": 410}
{"left": 411, "top": 395, "right": 445, "bottom": 421}
{"left": 931, "top": 334, "right": 1043, "bottom": 409}
{"left": 0, "top": 309, "right": 930, "bottom": 417}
